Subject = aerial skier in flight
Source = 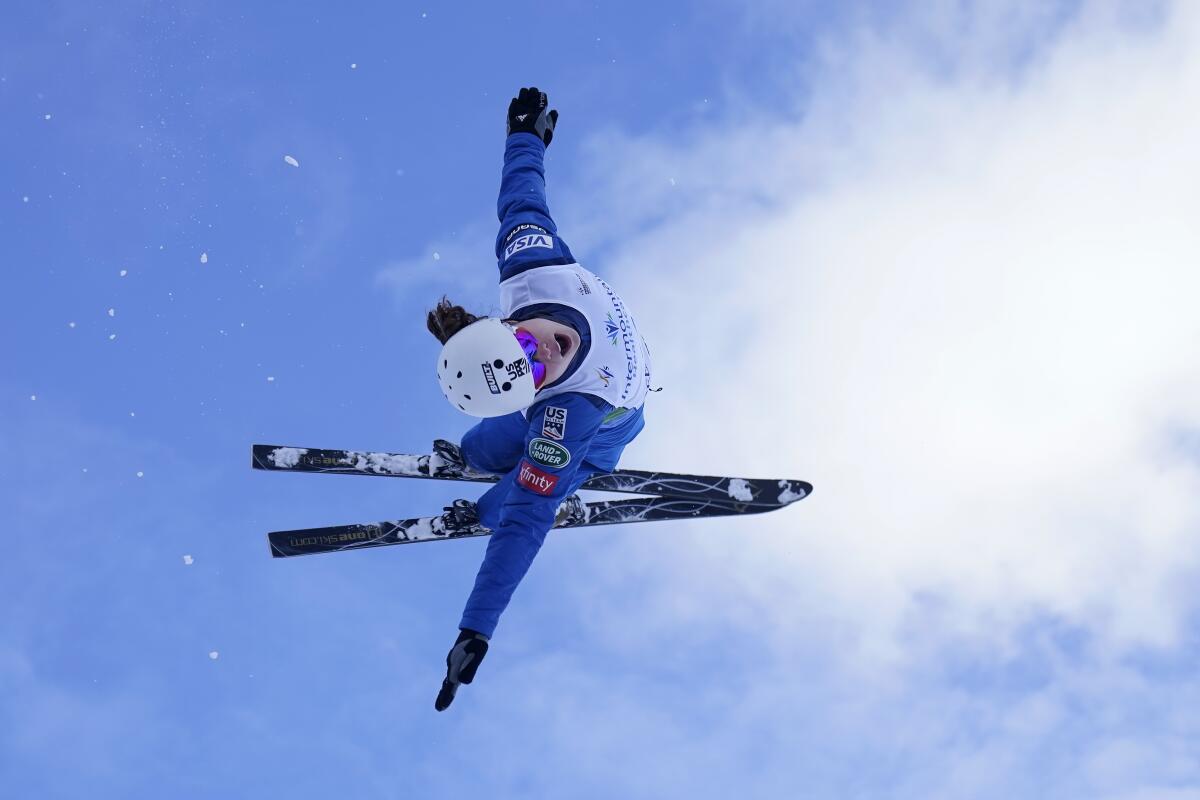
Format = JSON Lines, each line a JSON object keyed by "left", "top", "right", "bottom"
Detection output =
{"left": 427, "top": 87, "right": 654, "bottom": 711}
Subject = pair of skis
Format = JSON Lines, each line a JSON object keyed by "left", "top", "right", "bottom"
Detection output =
{"left": 253, "top": 443, "right": 812, "bottom": 558}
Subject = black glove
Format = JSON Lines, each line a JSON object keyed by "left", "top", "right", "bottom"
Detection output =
{"left": 435, "top": 628, "right": 490, "bottom": 712}
{"left": 506, "top": 86, "right": 559, "bottom": 146}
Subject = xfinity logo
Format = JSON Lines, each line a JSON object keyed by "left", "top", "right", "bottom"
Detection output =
{"left": 504, "top": 234, "right": 554, "bottom": 260}
{"left": 517, "top": 460, "right": 558, "bottom": 496}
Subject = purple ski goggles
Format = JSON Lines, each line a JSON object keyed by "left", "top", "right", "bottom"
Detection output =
{"left": 514, "top": 328, "right": 548, "bottom": 388}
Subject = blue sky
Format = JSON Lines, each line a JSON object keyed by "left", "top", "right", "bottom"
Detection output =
{"left": 4, "top": 1, "right": 1200, "bottom": 798}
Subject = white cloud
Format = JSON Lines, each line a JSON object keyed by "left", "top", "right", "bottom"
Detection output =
{"left": 589, "top": 0, "right": 1200, "bottom": 660}
{"left": 389, "top": 2, "right": 1200, "bottom": 795}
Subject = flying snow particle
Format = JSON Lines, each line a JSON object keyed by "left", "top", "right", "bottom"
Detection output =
{"left": 136, "top": 471, "right": 144, "bottom": 478}
{"left": 284, "top": 155, "right": 299, "bottom": 167}
{"left": 200, "top": 252, "right": 208, "bottom": 264}
{"left": 30, "top": 395, "right": 36, "bottom": 401}
{"left": 22, "top": 196, "right": 29, "bottom": 203}
{"left": 433, "top": 252, "right": 441, "bottom": 261}
{"left": 119, "top": 269, "right": 128, "bottom": 277}
{"left": 108, "top": 308, "right": 115, "bottom": 317}
{"left": 68, "top": 321, "right": 76, "bottom": 328}
{"left": 208, "top": 651, "right": 219, "bottom": 660}
{"left": 129, "top": 411, "right": 136, "bottom": 417}
{"left": 108, "top": 333, "right": 117, "bottom": 340}
{"left": 350, "top": 63, "right": 358, "bottom": 69}
{"left": 267, "top": 376, "right": 275, "bottom": 382}
{"left": 183, "top": 555, "right": 194, "bottom": 565}
{"left": 668, "top": 177, "right": 676, "bottom": 186}
{"left": 44, "top": 114, "right": 51, "bottom": 120}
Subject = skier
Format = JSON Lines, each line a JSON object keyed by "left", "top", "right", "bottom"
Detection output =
{"left": 429, "top": 87, "right": 653, "bottom": 711}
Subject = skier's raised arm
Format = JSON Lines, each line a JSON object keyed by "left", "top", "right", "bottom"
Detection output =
{"left": 495, "top": 87, "right": 576, "bottom": 279}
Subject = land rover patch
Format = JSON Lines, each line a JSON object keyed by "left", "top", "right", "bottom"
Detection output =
{"left": 528, "top": 438, "right": 571, "bottom": 468}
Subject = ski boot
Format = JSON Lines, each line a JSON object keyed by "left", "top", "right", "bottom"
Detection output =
{"left": 554, "top": 494, "right": 588, "bottom": 527}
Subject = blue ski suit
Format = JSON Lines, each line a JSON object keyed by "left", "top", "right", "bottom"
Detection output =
{"left": 457, "top": 133, "right": 652, "bottom": 638}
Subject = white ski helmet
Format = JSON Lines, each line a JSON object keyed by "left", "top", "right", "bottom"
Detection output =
{"left": 436, "top": 317, "right": 536, "bottom": 417}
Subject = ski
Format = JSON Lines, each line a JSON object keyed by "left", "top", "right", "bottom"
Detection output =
{"left": 268, "top": 494, "right": 779, "bottom": 558}
{"left": 252, "top": 443, "right": 811, "bottom": 508}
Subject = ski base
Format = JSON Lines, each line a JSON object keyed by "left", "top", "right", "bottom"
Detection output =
{"left": 268, "top": 495, "right": 778, "bottom": 558}
{"left": 253, "top": 444, "right": 811, "bottom": 508}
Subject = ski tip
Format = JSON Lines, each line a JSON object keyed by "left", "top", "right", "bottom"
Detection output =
{"left": 251, "top": 444, "right": 276, "bottom": 470}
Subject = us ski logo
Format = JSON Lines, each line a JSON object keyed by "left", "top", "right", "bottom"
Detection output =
{"left": 504, "top": 358, "right": 529, "bottom": 381}
{"left": 542, "top": 406, "right": 567, "bottom": 440}
{"left": 595, "top": 365, "right": 614, "bottom": 387}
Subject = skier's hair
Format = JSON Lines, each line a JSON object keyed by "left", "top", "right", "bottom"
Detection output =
{"left": 426, "top": 296, "right": 482, "bottom": 344}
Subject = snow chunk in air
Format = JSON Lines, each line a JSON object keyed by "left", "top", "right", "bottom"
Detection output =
{"left": 284, "top": 155, "right": 299, "bottom": 167}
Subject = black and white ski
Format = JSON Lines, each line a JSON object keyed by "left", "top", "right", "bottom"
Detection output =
{"left": 252, "top": 443, "right": 811, "bottom": 508}
{"left": 268, "top": 494, "right": 777, "bottom": 558}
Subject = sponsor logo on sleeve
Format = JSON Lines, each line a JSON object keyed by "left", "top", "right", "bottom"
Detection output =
{"left": 542, "top": 406, "right": 567, "bottom": 440}
{"left": 504, "top": 223, "right": 549, "bottom": 244}
{"left": 517, "top": 459, "right": 559, "bottom": 496}
{"left": 595, "top": 365, "right": 614, "bottom": 387}
{"left": 504, "top": 233, "right": 555, "bottom": 261}
{"left": 528, "top": 438, "right": 571, "bottom": 468}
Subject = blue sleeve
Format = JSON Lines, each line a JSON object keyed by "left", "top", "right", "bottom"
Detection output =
{"left": 459, "top": 392, "right": 607, "bottom": 637}
{"left": 495, "top": 133, "right": 576, "bottom": 281}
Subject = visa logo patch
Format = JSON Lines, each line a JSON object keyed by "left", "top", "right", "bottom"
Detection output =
{"left": 504, "top": 234, "right": 555, "bottom": 260}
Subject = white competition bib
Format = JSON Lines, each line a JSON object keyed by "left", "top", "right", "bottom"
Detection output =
{"left": 500, "top": 263, "right": 652, "bottom": 410}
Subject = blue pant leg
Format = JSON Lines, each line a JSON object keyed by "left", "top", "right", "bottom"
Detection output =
{"left": 460, "top": 412, "right": 528, "bottom": 473}
{"left": 582, "top": 405, "right": 646, "bottom": 472}
{"left": 474, "top": 464, "right": 600, "bottom": 530}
